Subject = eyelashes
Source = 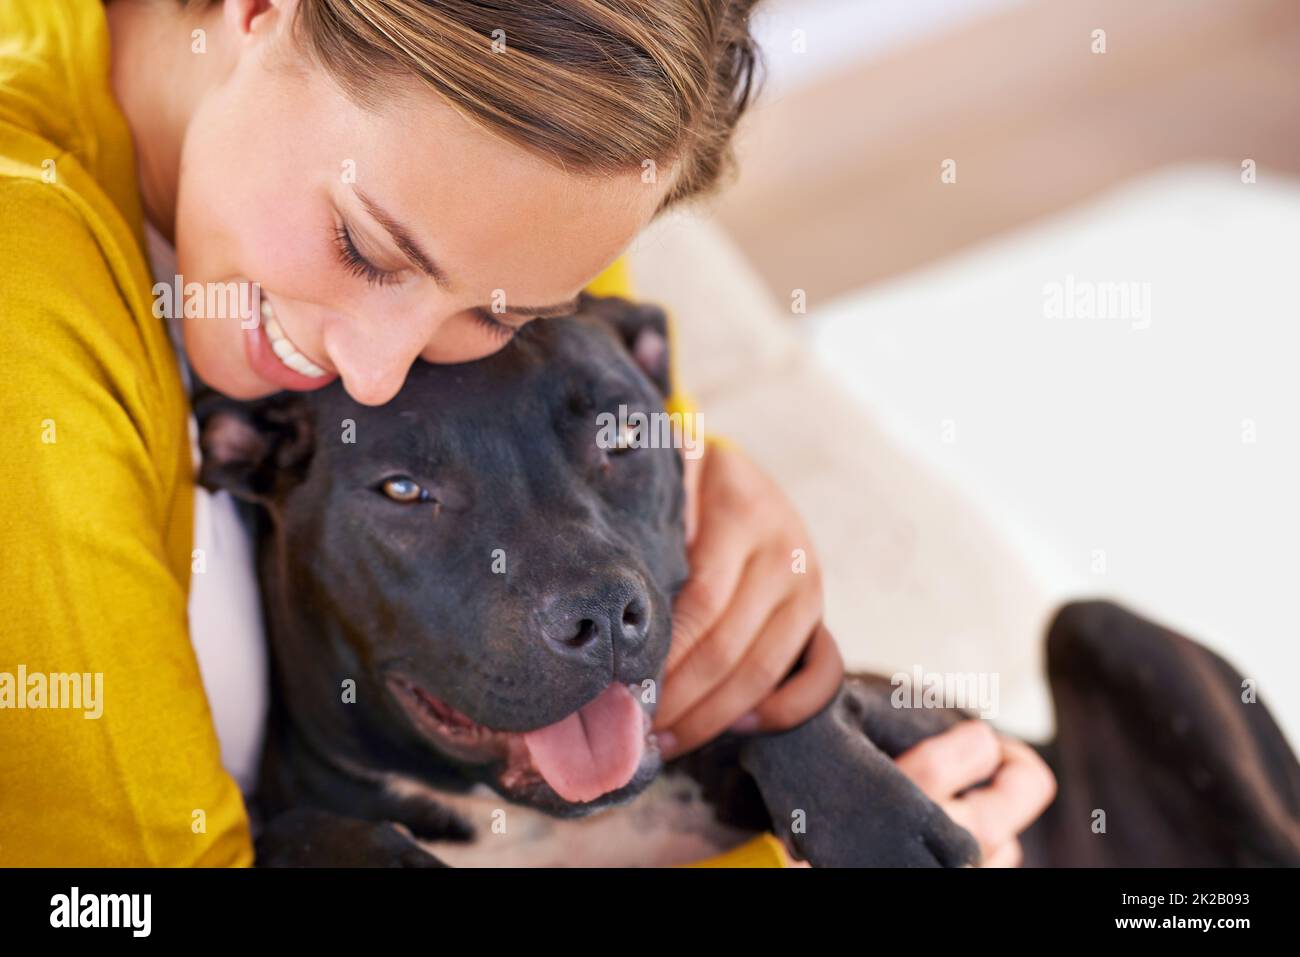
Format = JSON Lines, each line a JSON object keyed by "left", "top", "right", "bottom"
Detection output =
{"left": 331, "top": 219, "right": 520, "bottom": 342}
{"left": 471, "top": 308, "right": 519, "bottom": 341}
{"left": 332, "top": 221, "right": 402, "bottom": 288}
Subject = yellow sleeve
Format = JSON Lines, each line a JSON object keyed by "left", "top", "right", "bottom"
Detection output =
{"left": 684, "top": 834, "right": 795, "bottom": 868}
{"left": 0, "top": 182, "right": 253, "bottom": 866}
{"left": 585, "top": 256, "right": 695, "bottom": 417}
{"left": 582, "top": 255, "right": 636, "bottom": 301}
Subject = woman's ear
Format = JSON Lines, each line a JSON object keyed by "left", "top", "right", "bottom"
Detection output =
{"left": 223, "top": 0, "right": 288, "bottom": 40}
{"left": 195, "top": 390, "right": 315, "bottom": 504}
{"left": 579, "top": 294, "right": 673, "bottom": 396}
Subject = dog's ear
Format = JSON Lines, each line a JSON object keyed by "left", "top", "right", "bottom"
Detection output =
{"left": 194, "top": 389, "right": 316, "bottom": 504}
{"left": 580, "top": 293, "right": 673, "bottom": 396}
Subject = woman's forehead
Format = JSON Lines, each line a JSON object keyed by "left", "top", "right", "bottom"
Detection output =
{"left": 263, "top": 68, "right": 664, "bottom": 298}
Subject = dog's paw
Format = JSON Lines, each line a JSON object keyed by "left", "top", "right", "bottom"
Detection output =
{"left": 752, "top": 746, "right": 981, "bottom": 867}
{"left": 739, "top": 683, "right": 981, "bottom": 867}
{"left": 795, "top": 765, "right": 980, "bottom": 868}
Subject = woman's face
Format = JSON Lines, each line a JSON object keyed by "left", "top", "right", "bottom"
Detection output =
{"left": 175, "top": 4, "right": 671, "bottom": 406}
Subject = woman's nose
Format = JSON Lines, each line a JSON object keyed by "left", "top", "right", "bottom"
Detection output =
{"left": 320, "top": 319, "right": 429, "bottom": 407}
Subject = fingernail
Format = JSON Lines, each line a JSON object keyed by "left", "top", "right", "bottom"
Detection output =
{"left": 656, "top": 731, "right": 678, "bottom": 758}
{"left": 729, "top": 711, "right": 760, "bottom": 734}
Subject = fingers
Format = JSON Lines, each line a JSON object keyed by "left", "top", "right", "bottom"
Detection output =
{"left": 655, "top": 594, "right": 821, "bottom": 757}
{"left": 894, "top": 725, "right": 1054, "bottom": 867}
{"left": 981, "top": 839, "right": 1023, "bottom": 868}
{"left": 680, "top": 445, "right": 704, "bottom": 545}
{"left": 945, "top": 737, "right": 1056, "bottom": 859}
{"left": 962, "top": 738, "right": 1055, "bottom": 852}
{"left": 748, "top": 622, "right": 843, "bottom": 731}
{"left": 894, "top": 720, "right": 1002, "bottom": 804}
{"left": 656, "top": 547, "right": 803, "bottom": 730}
{"left": 656, "top": 442, "right": 829, "bottom": 757}
{"left": 662, "top": 512, "right": 750, "bottom": 676}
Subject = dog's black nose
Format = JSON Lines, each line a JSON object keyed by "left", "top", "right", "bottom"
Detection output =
{"left": 539, "top": 581, "right": 651, "bottom": 655}
{"left": 618, "top": 592, "right": 650, "bottom": 644}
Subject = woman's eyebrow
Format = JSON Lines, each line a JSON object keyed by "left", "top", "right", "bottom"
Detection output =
{"left": 351, "top": 187, "right": 577, "bottom": 318}
{"left": 352, "top": 186, "right": 452, "bottom": 289}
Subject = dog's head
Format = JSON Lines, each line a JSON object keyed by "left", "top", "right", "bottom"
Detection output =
{"left": 197, "top": 295, "right": 690, "bottom": 816}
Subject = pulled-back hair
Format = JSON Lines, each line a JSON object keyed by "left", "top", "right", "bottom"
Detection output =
{"left": 197, "top": 1, "right": 765, "bottom": 209}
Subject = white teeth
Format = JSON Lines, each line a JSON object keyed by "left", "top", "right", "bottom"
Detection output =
{"left": 260, "top": 297, "right": 328, "bottom": 378}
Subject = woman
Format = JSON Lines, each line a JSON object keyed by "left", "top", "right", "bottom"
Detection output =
{"left": 0, "top": 0, "right": 1052, "bottom": 866}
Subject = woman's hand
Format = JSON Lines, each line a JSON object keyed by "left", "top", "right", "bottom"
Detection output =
{"left": 652, "top": 441, "right": 843, "bottom": 759}
{"left": 895, "top": 720, "right": 1057, "bottom": 867}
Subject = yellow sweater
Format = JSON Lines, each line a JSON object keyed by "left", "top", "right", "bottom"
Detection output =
{"left": 0, "top": 0, "right": 777, "bottom": 869}
{"left": 0, "top": 0, "right": 251, "bottom": 865}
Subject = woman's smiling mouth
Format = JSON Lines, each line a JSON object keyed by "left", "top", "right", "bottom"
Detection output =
{"left": 262, "top": 298, "right": 328, "bottom": 377}
{"left": 243, "top": 293, "right": 339, "bottom": 392}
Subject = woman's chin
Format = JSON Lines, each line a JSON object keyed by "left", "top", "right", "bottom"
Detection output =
{"left": 184, "top": 338, "right": 277, "bottom": 400}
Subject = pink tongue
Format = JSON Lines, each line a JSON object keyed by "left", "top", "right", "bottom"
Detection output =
{"left": 522, "top": 683, "right": 646, "bottom": 803}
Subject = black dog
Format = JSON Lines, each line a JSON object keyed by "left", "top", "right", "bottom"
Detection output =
{"left": 198, "top": 295, "right": 1300, "bottom": 867}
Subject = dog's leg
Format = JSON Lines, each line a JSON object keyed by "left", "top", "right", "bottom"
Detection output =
{"left": 255, "top": 807, "right": 448, "bottom": 867}
{"left": 836, "top": 672, "right": 973, "bottom": 755}
{"left": 670, "top": 676, "right": 977, "bottom": 868}
{"left": 1023, "top": 600, "right": 1300, "bottom": 867}
{"left": 730, "top": 679, "right": 980, "bottom": 867}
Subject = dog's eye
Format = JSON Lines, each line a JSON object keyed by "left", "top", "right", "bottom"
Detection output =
{"left": 379, "top": 477, "right": 429, "bottom": 503}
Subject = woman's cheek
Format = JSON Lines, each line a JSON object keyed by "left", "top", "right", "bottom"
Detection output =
{"left": 230, "top": 188, "right": 327, "bottom": 294}
{"left": 181, "top": 317, "right": 264, "bottom": 400}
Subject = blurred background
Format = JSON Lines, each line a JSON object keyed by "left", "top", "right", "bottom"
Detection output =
{"left": 630, "top": 0, "right": 1300, "bottom": 746}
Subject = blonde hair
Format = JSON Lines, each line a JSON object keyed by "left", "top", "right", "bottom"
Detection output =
{"left": 201, "top": 0, "right": 764, "bottom": 208}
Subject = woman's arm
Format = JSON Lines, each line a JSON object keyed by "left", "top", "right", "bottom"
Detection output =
{"left": 0, "top": 184, "right": 252, "bottom": 866}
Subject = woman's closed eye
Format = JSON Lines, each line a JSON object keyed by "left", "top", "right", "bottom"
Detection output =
{"left": 470, "top": 308, "right": 524, "bottom": 341}
{"left": 332, "top": 220, "right": 404, "bottom": 288}
{"left": 330, "top": 220, "right": 525, "bottom": 342}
